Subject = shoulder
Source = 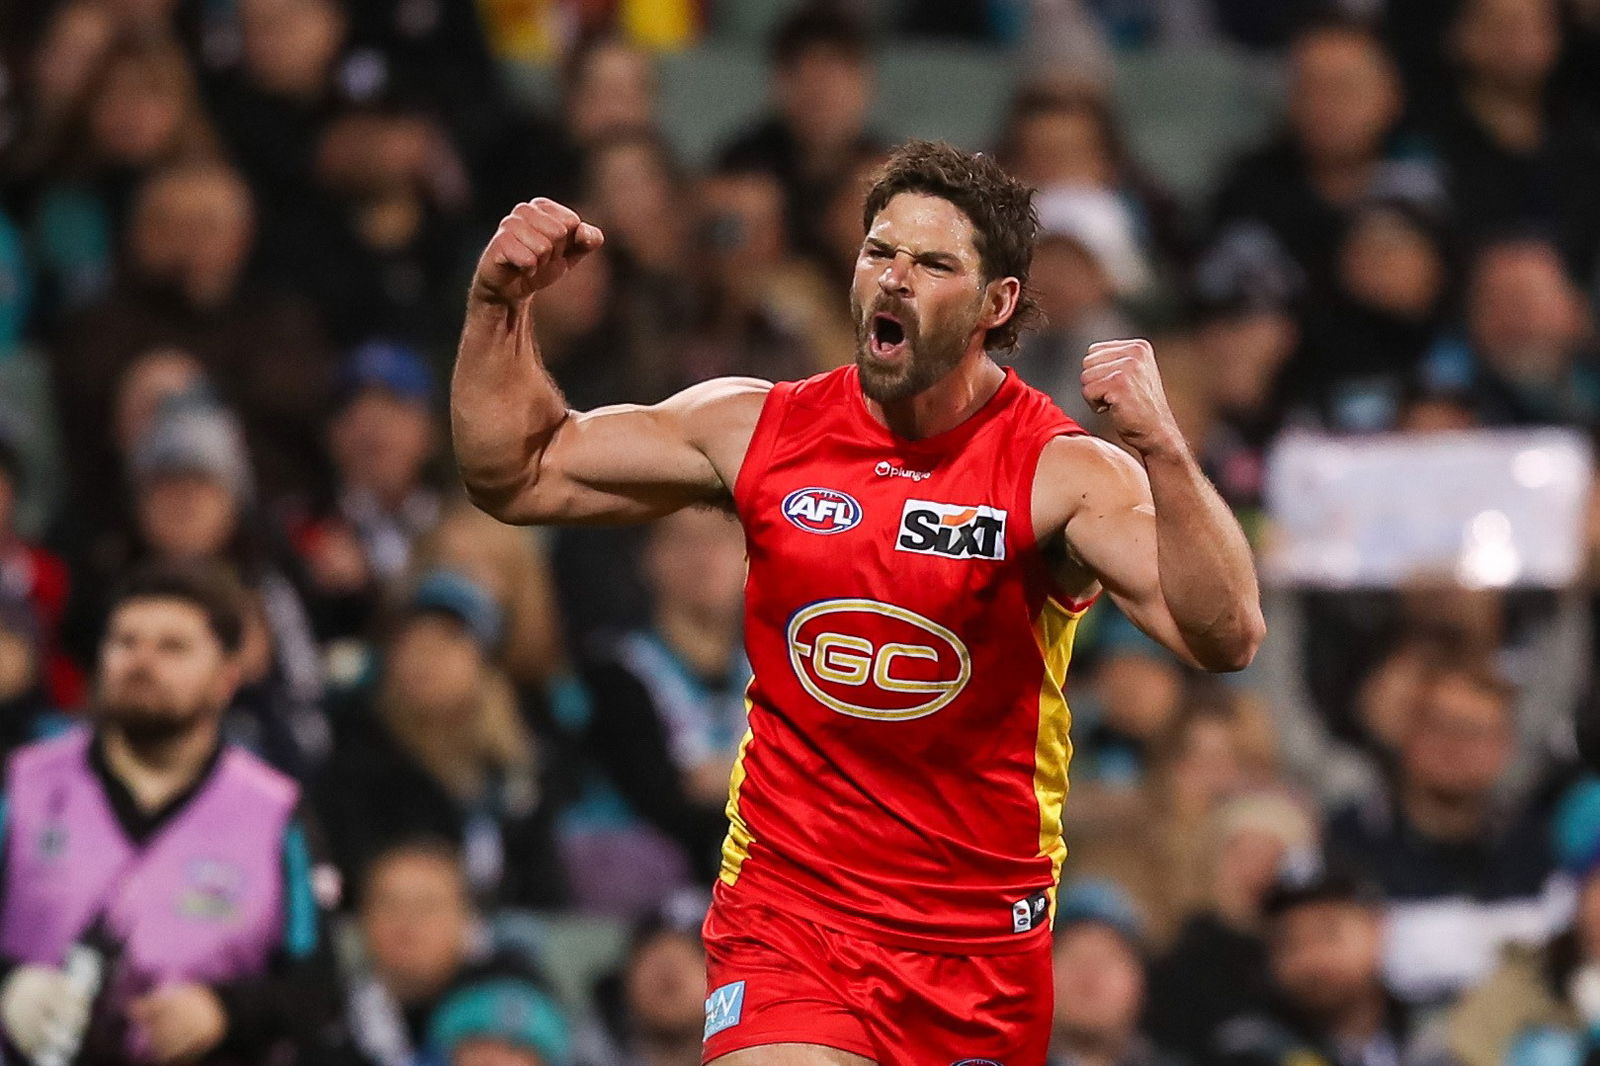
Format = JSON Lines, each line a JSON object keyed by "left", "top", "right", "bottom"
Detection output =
{"left": 657, "top": 376, "right": 772, "bottom": 426}
{"left": 8, "top": 727, "right": 90, "bottom": 778}
{"left": 221, "top": 745, "right": 301, "bottom": 809}
{"left": 1033, "top": 434, "right": 1152, "bottom": 532}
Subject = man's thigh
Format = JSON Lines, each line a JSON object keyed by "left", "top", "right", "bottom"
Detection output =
{"left": 708, "top": 1043, "right": 877, "bottom": 1066}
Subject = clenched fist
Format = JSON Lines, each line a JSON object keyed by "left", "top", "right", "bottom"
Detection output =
{"left": 471, "top": 198, "right": 604, "bottom": 306}
{"left": 1080, "top": 339, "right": 1185, "bottom": 457}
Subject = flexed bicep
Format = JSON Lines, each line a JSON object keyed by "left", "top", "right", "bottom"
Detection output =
{"left": 1037, "top": 435, "right": 1207, "bottom": 668}
{"left": 493, "top": 377, "right": 772, "bottom": 526}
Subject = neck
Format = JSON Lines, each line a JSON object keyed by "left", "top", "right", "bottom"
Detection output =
{"left": 654, "top": 606, "right": 735, "bottom": 677}
{"left": 1402, "top": 781, "right": 1491, "bottom": 841}
{"left": 101, "top": 719, "right": 219, "bottom": 813}
{"left": 1323, "top": 984, "right": 1388, "bottom": 1045}
{"left": 866, "top": 353, "right": 1005, "bottom": 440}
{"left": 1306, "top": 153, "right": 1376, "bottom": 206}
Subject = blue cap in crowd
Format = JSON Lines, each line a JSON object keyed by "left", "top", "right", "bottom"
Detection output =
{"left": 339, "top": 340, "right": 435, "bottom": 407}
{"left": 1554, "top": 777, "right": 1600, "bottom": 878}
{"left": 408, "top": 570, "right": 502, "bottom": 650}
{"left": 428, "top": 978, "right": 570, "bottom": 1066}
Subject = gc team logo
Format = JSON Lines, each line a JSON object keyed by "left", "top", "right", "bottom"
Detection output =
{"left": 782, "top": 487, "right": 862, "bottom": 535}
{"left": 787, "top": 598, "right": 970, "bottom": 720}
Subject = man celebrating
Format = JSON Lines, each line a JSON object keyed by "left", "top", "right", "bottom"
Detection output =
{"left": 452, "top": 140, "right": 1263, "bottom": 1064}
{"left": 0, "top": 563, "right": 338, "bottom": 1065}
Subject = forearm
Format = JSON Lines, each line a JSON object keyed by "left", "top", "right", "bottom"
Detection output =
{"left": 1142, "top": 444, "right": 1264, "bottom": 670}
{"left": 450, "top": 295, "right": 569, "bottom": 514}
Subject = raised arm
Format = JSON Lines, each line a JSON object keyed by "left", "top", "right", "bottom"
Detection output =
{"left": 1034, "top": 339, "right": 1264, "bottom": 671}
{"left": 451, "top": 199, "right": 769, "bottom": 525}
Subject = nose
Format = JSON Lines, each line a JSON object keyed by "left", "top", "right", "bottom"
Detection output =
{"left": 877, "top": 252, "right": 912, "bottom": 297}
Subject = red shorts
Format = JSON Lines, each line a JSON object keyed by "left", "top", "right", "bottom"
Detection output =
{"left": 701, "top": 890, "right": 1052, "bottom": 1065}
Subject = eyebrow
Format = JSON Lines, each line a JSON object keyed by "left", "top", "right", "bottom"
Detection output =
{"left": 865, "top": 238, "right": 965, "bottom": 270}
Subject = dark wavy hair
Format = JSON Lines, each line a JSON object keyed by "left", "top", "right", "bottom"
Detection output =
{"left": 862, "top": 139, "right": 1040, "bottom": 351}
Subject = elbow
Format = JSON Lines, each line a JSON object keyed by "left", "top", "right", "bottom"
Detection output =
{"left": 1200, "top": 607, "right": 1266, "bottom": 673}
{"left": 459, "top": 466, "right": 542, "bottom": 525}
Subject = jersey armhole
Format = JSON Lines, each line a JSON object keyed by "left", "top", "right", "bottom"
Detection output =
{"left": 1018, "top": 427, "right": 1100, "bottom": 616}
{"left": 731, "top": 381, "right": 796, "bottom": 521}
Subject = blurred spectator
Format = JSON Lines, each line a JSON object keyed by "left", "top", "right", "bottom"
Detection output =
{"left": 585, "top": 894, "right": 708, "bottom": 1066}
{"left": 428, "top": 974, "right": 571, "bottom": 1066}
{"left": 315, "top": 571, "right": 567, "bottom": 909}
{"left": 287, "top": 106, "right": 473, "bottom": 354}
{"left": 294, "top": 341, "right": 444, "bottom": 643}
{"left": 1431, "top": 0, "right": 1600, "bottom": 280}
{"left": 341, "top": 0, "right": 519, "bottom": 214}
{"left": 1008, "top": 188, "right": 1143, "bottom": 424}
{"left": 1148, "top": 792, "right": 1320, "bottom": 1062}
{"left": 1208, "top": 15, "right": 1435, "bottom": 294}
{"left": 1178, "top": 230, "right": 1304, "bottom": 522}
{"left": 323, "top": 837, "right": 556, "bottom": 1066}
{"left": 996, "top": 83, "right": 1185, "bottom": 276}
{"left": 342, "top": 839, "right": 478, "bottom": 1063}
{"left": 1068, "top": 681, "right": 1280, "bottom": 944}
{"left": 1048, "top": 879, "right": 1179, "bottom": 1066}
{"left": 1445, "top": 778, "right": 1600, "bottom": 1066}
{"left": 1211, "top": 864, "right": 1434, "bottom": 1066}
{"left": 1293, "top": 194, "right": 1455, "bottom": 432}
{"left": 1327, "top": 660, "right": 1566, "bottom": 1008}
{"left": 1421, "top": 237, "right": 1600, "bottom": 428}
{"left": 682, "top": 164, "right": 838, "bottom": 384}
{"left": 0, "top": 562, "right": 339, "bottom": 1065}
{"left": 413, "top": 502, "right": 566, "bottom": 695}
{"left": 717, "top": 4, "right": 883, "bottom": 258}
{"left": 204, "top": 0, "right": 352, "bottom": 212}
{"left": 0, "top": 433, "right": 81, "bottom": 709}
{"left": 582, "top": 128, "right": 689, "bottom": 295}
{"left": 50, "top": 160, "right": 336, "bottom": 521}
{"left": 111, "top": 400, "right": 327, "bottom": 772}
{"left": 12, "top": 32, "right": 217, "bottom": 323}
{"left": 574, "top": 509, "right": 749, "bottom": 904}
{"left": 561, "top": 32, "right": 658, "bottom": 163}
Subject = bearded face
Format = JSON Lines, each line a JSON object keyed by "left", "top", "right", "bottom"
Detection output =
{"left": 96, "top": 598, "right": 235, "bottom": 743}
{"left": 850, "top": 192, "right": 1000, "bottom": 405}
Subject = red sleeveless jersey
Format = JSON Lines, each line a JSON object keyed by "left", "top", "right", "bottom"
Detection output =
{"left": 721, "top": 364, "right": 1094, "bottom": 954}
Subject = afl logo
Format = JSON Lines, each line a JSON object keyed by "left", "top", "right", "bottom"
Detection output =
{"left": 782, "top": 487, "right": 862, "bottom": 535}
{"left": 787, "top": 599, "right": 970, "bottom": 720}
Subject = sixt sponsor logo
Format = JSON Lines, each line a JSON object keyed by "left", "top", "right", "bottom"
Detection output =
{"left": 782, "top": 487, "right": 863, "bottom": 535}
{"left": 897, "top": 500, "right": 1007, "bottom": 560}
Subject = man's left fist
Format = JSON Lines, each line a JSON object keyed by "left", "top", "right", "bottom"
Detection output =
{"left": 1080, "top": 338, "right": 1184, "bottom": 458}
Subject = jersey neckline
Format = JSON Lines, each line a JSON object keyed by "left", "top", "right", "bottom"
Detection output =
{"left": 843, "top": 364, "right": 1022, "bottom": 453}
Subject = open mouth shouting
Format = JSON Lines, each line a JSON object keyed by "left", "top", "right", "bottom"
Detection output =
{"left": 869, "top": 311, "right": 910, "bottom": 361}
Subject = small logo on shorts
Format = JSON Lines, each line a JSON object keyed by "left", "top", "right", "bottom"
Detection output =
{"left": 704, "top": 980, "right": 746, "bottom": 1040}
{"left": 952, "top": 1060, "right": 1005, "bottom": 1065}
{"left": 1011, "top": 891, "right": 1050, "bottom": 934}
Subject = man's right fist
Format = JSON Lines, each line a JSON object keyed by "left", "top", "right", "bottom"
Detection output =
{"left": 471, "top": 198, "right": 604, "bottom": 306}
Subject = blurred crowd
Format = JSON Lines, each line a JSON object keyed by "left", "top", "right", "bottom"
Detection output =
{"left": 2, "top": 0, "right": 1600, "bottom": 1064}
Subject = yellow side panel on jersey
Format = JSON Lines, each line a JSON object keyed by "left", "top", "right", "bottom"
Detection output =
{"left": 1033, "top": 596, "right": 1084, "bottom": 915}
{"left": 718, "top": 724, "right": 757, "bottom": 886}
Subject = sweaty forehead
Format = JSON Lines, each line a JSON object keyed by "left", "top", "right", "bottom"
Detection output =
{"left": 866, "top": 192, "right": 981, "bottom": 265}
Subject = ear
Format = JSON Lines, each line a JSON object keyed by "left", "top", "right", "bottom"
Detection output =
{"left": 979, "top": 276, "right": 1022, "bottom": 333}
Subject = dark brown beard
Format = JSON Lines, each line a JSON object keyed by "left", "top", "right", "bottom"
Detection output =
{"left": 851, "top": 295, "right": 971, "bottom": 405}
